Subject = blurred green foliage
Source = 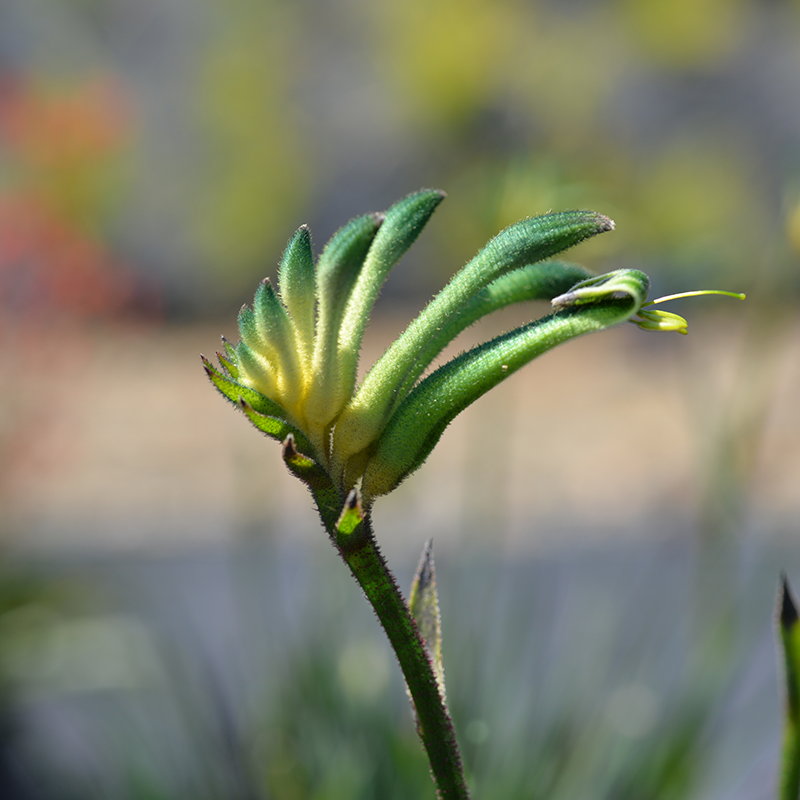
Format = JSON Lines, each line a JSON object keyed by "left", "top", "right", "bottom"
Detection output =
{"left": 189, "top": 2, "right": 310, "bottom": 293}
{"left": 0, "top": 543, "right": 784, "bottom": 799}
{"left": 2, "top": 0, "right": 798, "bottom": 313}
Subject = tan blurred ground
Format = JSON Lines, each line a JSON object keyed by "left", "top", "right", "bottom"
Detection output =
{"left": 2, "top": 309, "right": 798, "bottom": 554}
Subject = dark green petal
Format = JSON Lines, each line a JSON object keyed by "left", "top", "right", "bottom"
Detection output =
{"left": 334, "top": 211, "right": 614, "bottom": 475}
{"left": 388, "top": 260, "right": 594, "bottom": 414}
{"left": 335, "top": 189, "right": 446, "bottom": 407}
{"left": 361, "top": 268, "right": 646, "bottom": 498}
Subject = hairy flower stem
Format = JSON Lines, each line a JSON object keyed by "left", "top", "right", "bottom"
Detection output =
{"left": 312, "top": 486, "right": 470, "bottom": 799}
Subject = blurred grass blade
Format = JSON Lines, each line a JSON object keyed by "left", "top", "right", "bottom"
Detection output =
{"left": 361, "top": 269, "right": 647, "bottom": 498}
{"left": 333, "top": 211, "right": 614, "bottom": 476}
{"left": 778, "top": 574, "right": 800, "bottom": 800}
{"left": 277, "top": 225, "right": 316, "bottom": 366}
{"left": 409, "top": 539, "right": 446, "bottom": 701}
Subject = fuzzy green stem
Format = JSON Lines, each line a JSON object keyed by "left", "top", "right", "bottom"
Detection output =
{"left": 313, "top": 487, "right": 470, "bottom": 799}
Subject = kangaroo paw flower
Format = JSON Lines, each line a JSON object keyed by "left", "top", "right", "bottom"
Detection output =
{"left": 204, "top": 191, "right": 741, "bottom": 507}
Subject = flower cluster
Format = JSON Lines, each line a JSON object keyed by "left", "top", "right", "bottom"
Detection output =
{"left": 203, "top": 190, "right": 741, "bottom": 506}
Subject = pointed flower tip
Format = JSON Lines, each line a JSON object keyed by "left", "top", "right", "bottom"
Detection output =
{"left": 282, "top": 433, "right": 298, "bottom": 459}
{"left": 281, "top": 434, "right": 321, "bottom": 481}
{"left": 288, "top": 223, "right": 312, "bottom": 246}
{"left": 416, "top": 538, "right": 435, "bottom": 587}
{"left": 336, "top": 488, "right": 364, "bottom": 536}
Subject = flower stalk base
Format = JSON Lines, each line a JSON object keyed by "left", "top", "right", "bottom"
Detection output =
{"left": 322, "top": 481, "right": 470, "bottom": 799}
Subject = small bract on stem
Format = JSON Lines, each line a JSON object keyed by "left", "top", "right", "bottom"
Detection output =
{"left": 203, "top": 189, "right": 745, "bottom": 798}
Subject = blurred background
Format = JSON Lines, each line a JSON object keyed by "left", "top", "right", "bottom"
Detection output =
{"left": 1, "top": 0, "right": 799, "bottom": 797}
